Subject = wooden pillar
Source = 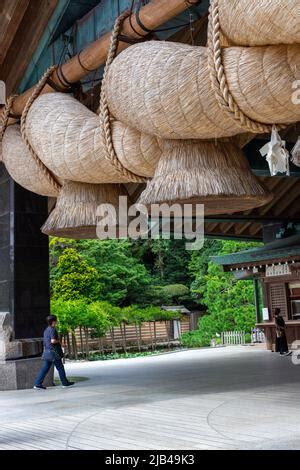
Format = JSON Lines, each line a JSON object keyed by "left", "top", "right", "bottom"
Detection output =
{"left": 253, "top": 279, "right": 261, "bottom": 323}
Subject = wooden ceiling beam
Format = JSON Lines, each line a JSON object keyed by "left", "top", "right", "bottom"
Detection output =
{"left": 3, "top": 0, "right": 199, "bottom": 120}
{"left": 0, "top": 0, "right": 30, "bottom": 65}
{"left": 249, "top": 223, "right": 264, "bottom": 237}
{"left": 235, "top": 222, "right": 253, "bottom": 236}
{"left": 258, "top": 178, "right": 297, "bottom": 216}
{"left": 286, "top": 196, "right": 300, "bottom": 217}
{"left": 243, "top": 177, "right": 283, "bottom": 217}
{"left": 219, "top": 222, "right": 235, "bottom": 233}
{"left": 205, "top": 222, "right": 220, "bottom": 232}
{"left": 271, "top": 179, "right": 300, "bottom": 216}
{"left": 1, "top": 0, "right": 58, "bottom": 95}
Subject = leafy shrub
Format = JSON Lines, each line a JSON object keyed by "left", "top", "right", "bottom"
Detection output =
{"left": 181, "top": 330, "right": 210, "bottom": 348}
{"left": 245, "top": 332, "right": 252, "bottom": 344}
{"left": 88, "top": 351, "right": 161, "bottom": 361}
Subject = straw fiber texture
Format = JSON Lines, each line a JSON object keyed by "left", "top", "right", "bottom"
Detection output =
{"left": 25, "top": 93, "right": 160, "bottom": 183}
{"left": 2, "top": 125, "right": 59, "bottom": 197}
{"left": 138, "top": 139, "right": 272, "bottom": 215}
{"left": 0, "top": 96, "right": 17, "bottom": 163}
{"left": 218, "top": 0, "right": 300, "bottom": 47}
{"left": 105, "top": 41, "right": 300, "bottom": 140}
{"left": 42, "top": 181, "right": 130, "bottom": 239}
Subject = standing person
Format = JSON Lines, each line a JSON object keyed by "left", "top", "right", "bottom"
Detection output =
{"left": 33, "top": 315, "right": 74, "bottom": 390}
{"left": 274, "top": 308, "right": 290, "bottom": 356}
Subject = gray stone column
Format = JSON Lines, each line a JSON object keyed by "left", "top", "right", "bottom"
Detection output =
{"left": 0, "top": 163, "right": 53, "bottom": 389}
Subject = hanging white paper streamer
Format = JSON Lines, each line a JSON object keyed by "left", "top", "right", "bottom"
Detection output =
{"left": 291, "top": 137, "right": 300, "bottom": 167}
{"left": 260, "top": 126, "right": 290, "bottom": 176}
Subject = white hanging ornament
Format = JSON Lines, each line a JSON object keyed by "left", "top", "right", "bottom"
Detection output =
{"left": 291, "top": 137, "right": 300, "bottom": 167}
{"left": 260, "top": 125, "right": 290, "bottom": 176}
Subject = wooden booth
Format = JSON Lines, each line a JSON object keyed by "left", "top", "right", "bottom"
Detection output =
{"left": 212, "top": 234, "right": 300, "bottom": 351}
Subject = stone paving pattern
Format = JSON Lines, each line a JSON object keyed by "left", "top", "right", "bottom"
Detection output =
{"left": 0, "top": 346, "right": 300, "bottom": 450}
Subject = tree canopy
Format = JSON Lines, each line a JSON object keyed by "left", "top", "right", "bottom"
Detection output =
{"left": 50, "top": 237, "right": 261, "bottom": 347}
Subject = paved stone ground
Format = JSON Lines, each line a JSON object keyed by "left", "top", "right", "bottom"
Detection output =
{"left": 0, "top": 346, "right": 300, "bottom": 450}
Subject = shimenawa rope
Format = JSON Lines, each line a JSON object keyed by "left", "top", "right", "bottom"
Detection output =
{"left": 0, "top": 95, "right": 18, "bottom": 144}
{"left": 20, "top": 66, "right": 62, "bottom": 193}
{"left": 99, "top": 10, "right": 147, "bottom": 183}
{"left": 207, "top": 0, "right": 286, "bottom": 134}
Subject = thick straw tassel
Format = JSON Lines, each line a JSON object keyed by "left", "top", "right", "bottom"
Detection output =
{"left": 138, "top": 139, "right": 272, "bottom": 215}
{"left": 42, "top": 181, "right": 130, "bottom": 239}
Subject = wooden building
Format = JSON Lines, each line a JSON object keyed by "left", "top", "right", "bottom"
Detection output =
{"left": 212, "top": 232, "right": 300, "bottom": 351}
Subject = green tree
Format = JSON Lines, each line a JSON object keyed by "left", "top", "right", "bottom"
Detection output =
{"left": 160, "top": 284, "right": 190, "bottom": 305}
{"left": 184, "top": 240, "right": 261, "bottom": 347}
{"left": 51, "top": 248, "right": 100, "bottom": 302}
{"left": 51, "top": 298, "right": 88, "bottom": 358}
{"left": 75, "top": 240, "right": 152, "bottom": 305}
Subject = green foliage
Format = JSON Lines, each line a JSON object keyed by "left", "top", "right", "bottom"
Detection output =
{"left": 245, "top": 332, "right": 252, "bottom": 344}
{"left": 50, "top": 238, "right": 194, "bottom": 307}
{"left": 51, "top": 248, "right": 100, "bottom": 302}
{"left": 51, "top": 298, "right": 112, "bottom": 339}
{"left": 132, "top": 283, "right": 190, "bottom": 307}
{"left": 51, "top": 298, "right": 88, "bottom": 334}
{"left": 49, "top": 237, "right": 260, "bottom": 351}
{"left": 51, "top": 298, "right": 179, "bottom": 337}
{"left": 88, "top": 351, "right": 161, "bottom": 361}
{"left": 181, "top": 330, "right": 209, "bottom": 348}
{"left": 160, "top": 284, "right": 190, "bottom": 305}
{"left": 132, "top": 239, "right": 192, "bottom": 285}
{"left": 86, "top": 302, "right": 111, "bottom": 336}
{"left": 72, "top": 240, "right": 152, "bottom": 305}
{"left": 187, "top": 240, "right": 261, "bottom": 346}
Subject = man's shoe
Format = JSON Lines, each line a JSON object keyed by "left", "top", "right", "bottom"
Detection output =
{"left": 33, "top": 385, "right": 46, "bottom": 390}
{"left": 63, "top": 381, "right": 75, "bottom": 388}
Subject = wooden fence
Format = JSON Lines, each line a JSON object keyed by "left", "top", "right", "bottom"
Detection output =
{"left": 62, "top": 318, "right": 190, "bottom": 358}
{"left": 221, "top": 331, "right": 246, "bottom": 346}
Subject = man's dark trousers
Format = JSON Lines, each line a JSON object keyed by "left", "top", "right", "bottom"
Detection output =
{"left": 34, "top": 358, "right": 68, "bottom": 386}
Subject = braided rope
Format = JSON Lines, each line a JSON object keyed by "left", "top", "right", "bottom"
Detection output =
{"left": 21, "top": 66, "right": 62, "bottom": 193}
{"left": 207, "top": 0, "right": 286, "bottom": 134}
{"left": 99, "top": 10, "right": 147, "bottom": 183}
{"left": 0, "top": 95, "right": 18, "bottom": 144}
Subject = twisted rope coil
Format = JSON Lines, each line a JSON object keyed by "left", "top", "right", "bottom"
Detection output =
{"left": 207, "top": 0, "right": 286, "bottom": 134}
{"left": 0, "top": 95, "right": 18, "bottom": 145}
{"left": 99, "top": 10, "right": 147, "bottom": 183}
{"left": 20, "top": 66, "right": 62, "bottom": 193}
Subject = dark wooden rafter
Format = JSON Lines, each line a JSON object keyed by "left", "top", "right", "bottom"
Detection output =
{"left": 259, "top": 178, "right": 299, "bottom": 216}
{"left": 249, "top": 223, "right": 263, "bottom": 237}
{"left": 204, "top": 177, "right": 300, "bottom": 240}
{"left": 235, "top": 222, "right": 253, "bottom": 236}
{"left": 272, "top": 181, "right": 300, "bottom": 216}
{"left": 0, "top": 0, "right": 30, "bottom": 65}
{"left": 0, "top": 0, "right": 58, "bottom": 95}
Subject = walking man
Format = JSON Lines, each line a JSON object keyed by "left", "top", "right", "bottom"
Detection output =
{"left": 33, "top": 315, "right": 74, "bottom": 389}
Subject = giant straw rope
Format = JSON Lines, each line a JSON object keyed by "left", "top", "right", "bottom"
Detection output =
{"left": 99, "top": 10, "right": 147, "bottom": 183}
{"left": 207, "top": 0, "right": 286, "bottom": 134}
{"left": 20, "top": 66, "right": 62, "bottom": 193}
